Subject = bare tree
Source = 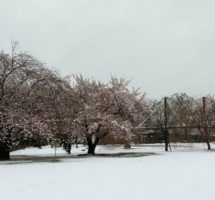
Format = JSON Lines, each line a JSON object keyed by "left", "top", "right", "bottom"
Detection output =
{"left": 190, "top": 96, "right": 215, "bottom": 150}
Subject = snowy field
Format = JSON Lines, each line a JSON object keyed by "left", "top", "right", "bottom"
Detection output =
{"left": 1, "top": 143, "right": 215, "bottom": 200}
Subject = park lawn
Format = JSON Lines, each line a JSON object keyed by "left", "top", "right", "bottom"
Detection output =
{"left": 0, "top": 143, "right": 215, "bottom": 200}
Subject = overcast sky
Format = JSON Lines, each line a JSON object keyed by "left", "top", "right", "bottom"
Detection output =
{"left": 1, "top": 0, "right": 215, "bottom": 98}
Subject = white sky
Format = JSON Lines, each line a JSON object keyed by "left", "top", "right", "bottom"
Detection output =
{"left": 1, "top": 0, "right": 215, "bottom": 98}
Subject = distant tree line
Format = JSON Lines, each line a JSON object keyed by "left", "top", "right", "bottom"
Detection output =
{"left": 1, "top": 45, "right": 215, "bottom": 160}
{"left": 139, "top": 94, "right": 215, "bottom": 151}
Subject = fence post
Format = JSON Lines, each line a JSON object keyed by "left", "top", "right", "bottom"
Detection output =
{"left": 202, "top": 97, "right": 211, "bottom": 150}
{"left": 164, "top": 97, "right": 169, "bottom": 151}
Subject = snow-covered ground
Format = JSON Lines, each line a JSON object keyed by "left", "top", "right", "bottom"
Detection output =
{"left": 1, "top": 143, "right": 215, "bottom": 200}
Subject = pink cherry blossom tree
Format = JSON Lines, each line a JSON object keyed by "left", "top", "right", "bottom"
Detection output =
{"left": 71, "top": 75, "right": 146, "bottom": 155}
{"left": 0, "top": 45, "right": 69, "bottom": 160}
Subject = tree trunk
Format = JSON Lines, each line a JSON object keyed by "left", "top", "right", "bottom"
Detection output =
{"left": 63, "top": 143, "right": 72, "bottom": 154}
{"left": 204, "top": 129, "right": 211, "bottom": 150}
{"left": 66, "top": 143, "right": 72, "bottom": 154}
{"left": 87, "top": 136, "right": 99, "bottom": 155}
{"left": 206, "top": 140, "right": 211, "bottom": 150}
{"left": 87, "top": 143, "right": 96, "bottom": 155}
{"left": 0, "top": 147, "right": 10, "bottom": 161}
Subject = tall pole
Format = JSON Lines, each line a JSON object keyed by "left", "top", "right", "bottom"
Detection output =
{"left": 164, "top": 97, "right": 169, "bottom": 151}
{"left": 202, "top": 97, "right": 211, "bottom": 150}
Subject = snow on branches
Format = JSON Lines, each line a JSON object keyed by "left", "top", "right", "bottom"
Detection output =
{"left": 0, "top": 45, "right": 147, "bottom": 158}
{"left": 71, "top": 75, "right": 146, "bottom": 154}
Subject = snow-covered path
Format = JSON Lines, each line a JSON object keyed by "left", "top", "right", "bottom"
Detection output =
{"left": 0, "top": 144, "right": 215, "bottom": 200}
